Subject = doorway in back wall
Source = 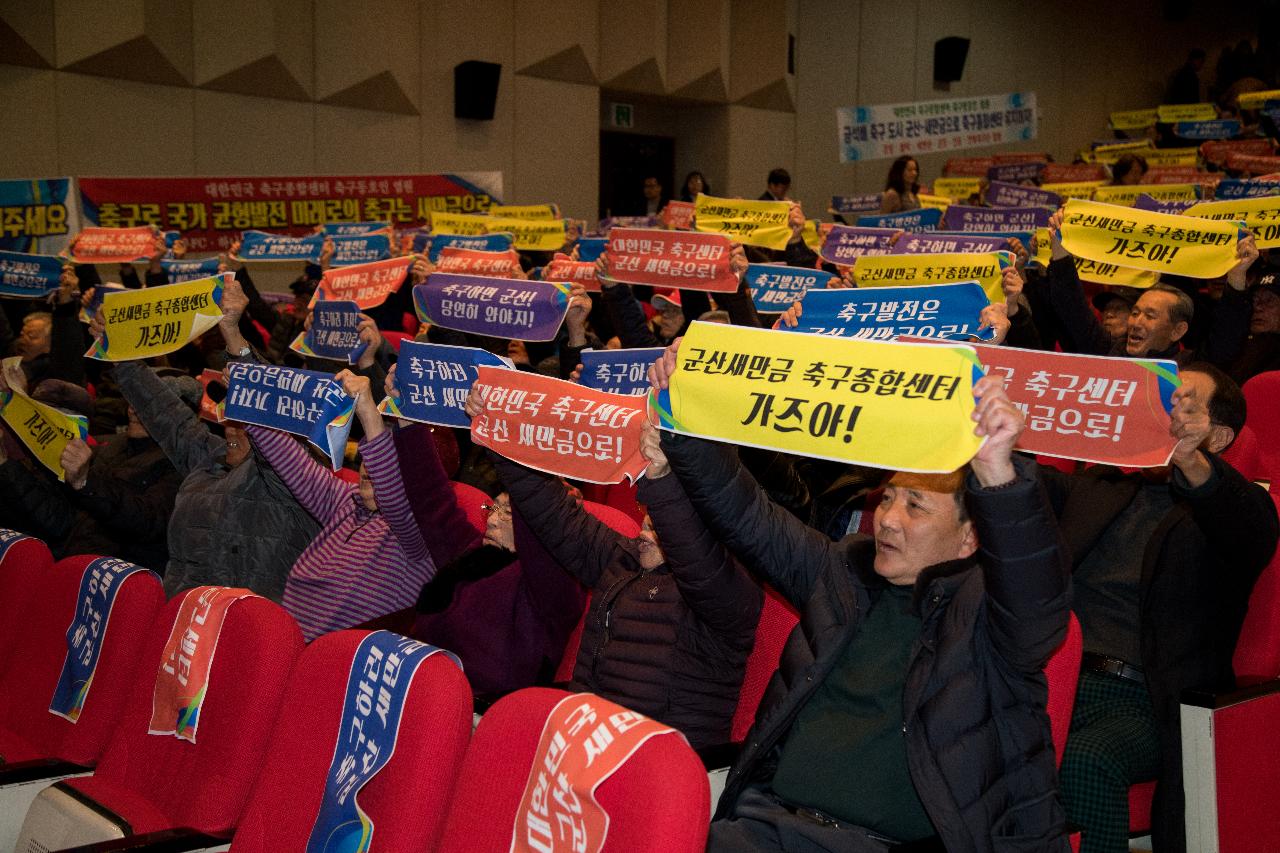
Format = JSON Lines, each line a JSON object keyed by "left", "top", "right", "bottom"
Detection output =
{"left": 598, "top": 132, "right": 675, "bottom": 221}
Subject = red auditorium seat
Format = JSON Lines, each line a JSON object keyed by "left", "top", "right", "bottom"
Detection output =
{"left": 1221, "top": 424, "right": 1262, "bottom": 482}
{"left": 229, "top": 630, "right": 472, "bottom": 852}
{"left": 0, "top": 532, "right": 53, "bottom": 663}
{"left": 730, "top": 586, "right": 799, "bottom": 744}
{"left": 438, "top": 687, "right": 710, "bottom": 852}
{"left": 381, "top": 330, "right": 412, "bottom": 354}
{"left": 1044, "top": 613, "right": 1083, "bottom": 769}
{"left": 13, "top": 589, "right": 304, "bottom": 848}
{"left": 1243, "top": 371, "right": 1280, "bottom": 480}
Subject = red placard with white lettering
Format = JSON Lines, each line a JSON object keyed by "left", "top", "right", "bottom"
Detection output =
{"left": 1226, "top": 152, "right": 1280, "bottom": 175}
{"left": 312, "top": 256, "right": 412, "bottom": 309}
{"left": 943, "top": 157, "right": 996, "bottom": 177}
{"left": 1043, "top": 163, "right": 1108, "bottom": 183}
{"left": 993, "top": 152, "right": 1050, "bottom": 164}
{"left": 68, "top": 226, "right": 156, "bottom": 264}
{"left": 604, "top": 228, "right": 737, "bottom": 292}
{"left": 544, "top": 253, "right": 601, "bottom": 291}
{"left": 661, "top": 201, "right": 696, "bottom": 231}
{"left": 1203, "top": 138, "right": 1276, "bottom": 167}
{"left": 470, "top": 367, "right": 648, "bottom": 484}
{"left": 436, "top": 247, "right": 523, "bottom": 278}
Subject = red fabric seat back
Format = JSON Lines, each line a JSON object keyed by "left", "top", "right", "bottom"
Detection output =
{"left": 730, "top": 586, "right": 799, "bottom": 743}
{"left": 229, "top": 630, "right": 472, "bottom": 852}
{"left": 1221, "top": 424, "right": 1262, "bottom": 482}
{"left": 63, "top": 591, "right": 304, "bottom": 836}
{"left": 1044, "top": 613, "right": 1083, "bottom": 769}
{"left": 0, "top": 555, "right": 163, "bottom": 766}
{"left": 438, "top": 687, "right": 710, "bottom": 852}
{"left": 0, "top": 533, "right": 53, "bottom": 665}
{"left": 381, "top": 330, "right": 411, "bottom": 354}
{"left": 1243, "top": 371, "right": 1280, "bottom": 480}
{"left": 1232, "top": 494, "right": 1280, "bottom": 683}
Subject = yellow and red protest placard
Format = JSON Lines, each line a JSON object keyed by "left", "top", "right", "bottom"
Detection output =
{"left": 0, "top": 357, "right": 88, "bottom": 481}
{"left": 651, "top": 322, "right": 984, "bottom": 473}
{"left": 1041, "top": 181, "right": 1104, "bottom": 201}
{"left": 312, "top": 256, "right": 412, "bottom": 309}
{"left": 149, "top": 586, "right": 255, "bottom": 743}
{"left": 510, "top": 694, "right": 679, "bottom": 853}
{"left": 1109, "top": 108, "right": 1159, "bottom": 131}
{"left": 852, "top": 251, "right": 1012, "bottom": 302}
{"left": 693, "top": 193, "right": 793, "bottom": 251}
{"left": 68, "top": 226, "right": 157, "bottom": 264}
{"left": 489, "top": 203, "right": 560, "bottom": 220}
{"left": 436, "top": 247, "right": 523, "bottom": 278}
{"left": 1059, "top": 198, "right": 1240, "bottom": 279}
{"left": 1092, "top": 184, "right": 1199, "bottom": 207}
{"left": 471, "top": 367, "right": 648, "bottom": 484}
{"left": 1185, "top": 195, "right": 1280, "bottom": 249}
{"left": 87, "top": 274, "right": 227, "bottom": 361}
{"left": 932, "top": 177, "right": 983, "bottom": 201}
{"left": 544, "top": 253, "right": 601, "bottom": 291}
{"left": 605, "top": 228, "right": 739, "bottom": 292}
{"left": 661, "top": 200, "right": 695, "bottom": 231}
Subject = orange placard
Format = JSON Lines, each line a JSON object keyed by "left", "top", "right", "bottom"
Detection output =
{"left": 68, "top": 226, "right": 157, "bottom": 264}
{"left": 1203, "top": 138, "right": 1276, "bottom": 167}
{"left": 1226, "top": 152, "right": 1280, "bottom": 175}
{"left": 544, "top": 253, "right": 601, "bottom": 291}
{"left": 661, "top": 200, "right": 695, "bottom": 231}
{"left": 1043, "top": 163, "right": 1108, "bottom": 183}
{"left": 471, "top": 367, "right": 648, "bottom": 484}
{"left": 510, "top": 694, "right": 679, "bottom": 853}
{"left": 605, "top": 228, "right": 738, "bottom": 293}
{"left": 313, "top": 256, "right": 413, "bottom": 309}
{"left": 943, "top": 157, "right": 996, "bottom": 177}
{"left": 437, "top": 247, "right": 524, "bottom": 278}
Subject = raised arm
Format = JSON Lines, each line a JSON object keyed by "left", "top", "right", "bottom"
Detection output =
{"left": 1044, "top": 208, "right": 1112, "bottom": 356}
{"left": 112, "top": 361, "right": 226, "bottom": 477}
{"left": 244, "top": 424, "right": 349, "bottom": 524}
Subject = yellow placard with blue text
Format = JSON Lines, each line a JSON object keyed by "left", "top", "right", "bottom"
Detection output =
{"left": 1157, "top": 103, "right": 1218, "bottom": 123}
{"left": 1031, "top": 228, "right": 1160, "bottom": 286}
{"left": 1092, "top": 184, "right": 1199, "bottom": 207}
{"left": 488, "top": 203, "right": 561, "bottom": 220}
{"left": 852, "top": 251, "right": 1013, "bottom": 302}
{"left": 1142, "top": 148, "right": 1201, "bottom": 167}
{"left": 1059, "top": 198, "right": 1240, "bottom": 279}
{"left": 918, "top": 194, "right": 951, "bottom": 214}
{"left": 429, "top": 212, "right": 489, "bottom": 236}
{"left": 649, "top": 322, "right": 984, "bottom": 473}
{"left": 933, "top": 177, "right": 983, "bottom": 201}
{"left": 1042, "top": 181, "right": 1104, "bottom": 200}
{"left": 87, "top": 274, "right": 226, "bottom": 362}
{"left": 694, "top": 193, "right": 793, "bottom": 250}
{"left": 1185, "top": 196, "right": 1280, "bottom": 249}
{"left": 0, "top": 360, "right": 88, "bottom": 482}
{"left": 802, "top": 220, "right": 823, "bottom": 252}
{"left": 430, "top": 211, "right": 566, "bottom": 251}
{"left": 1110, "top": 109, "right": 1159, "bottom": 130}
{"left": 1239, "top": 90, "right": 1280, "bottom": 111}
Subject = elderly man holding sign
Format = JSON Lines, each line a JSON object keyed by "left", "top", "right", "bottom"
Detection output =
{"left": 648, "top": 328, "right": 1073, "bottom": 851}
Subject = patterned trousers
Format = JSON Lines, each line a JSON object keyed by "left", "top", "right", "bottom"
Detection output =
{"left": 1059, "top": 670, "right": 1162, "bottom": 853}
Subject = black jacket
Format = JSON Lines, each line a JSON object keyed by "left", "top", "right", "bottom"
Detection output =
{"left": 1039, "top": 456, "right": 1278, "bottom": 853}
{"left": 664, "top": 434, "right": 1072, "bottom": 853}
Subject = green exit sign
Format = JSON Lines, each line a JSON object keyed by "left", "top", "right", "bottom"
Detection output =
{"left": 610, "top": 102, "right": 634, "bottom": 129}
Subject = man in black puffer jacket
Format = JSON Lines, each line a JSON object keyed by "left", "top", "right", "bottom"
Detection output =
{"left": 652, "top": 343, "right": 1073, "bottom": 852}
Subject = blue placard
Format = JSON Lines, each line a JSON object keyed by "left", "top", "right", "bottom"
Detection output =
{"left": 1133, "top": 194, "right": 1196, "bottom": 215}
{"left": 986, "top": 181, "right": 1062, "bottom": 210}
{"left": 986, "top": 162, "right": 1045, "bottom": 184}
{"left": 944, "top": 204, "right": 1049, "bottom": 231}
{"left": 239, "top": 230, "right": 325, "bottom": 262}
{"left": 425, "top": 232, "right": 514, "bottom": 263}
{"left": 413, "top": 275, "right": 570, "bottom": 342}
{"left": 222, "top": 362, "right": 356, "bottom": 469}
{"left": 383, "top": 340, "right": 513, "bottom": 428}
{"left": 778, "top": 281, "right": 995, "bottom": 341}
{"left": 891, "top": 232, "right": 1012, "bottom": 255}
{"left": 291, "top": 300, "right": 369, "bottom": 364}
{"left": 578, "top": 347, "right": 666, "bottom": 396}
{"left": 0, "top": 250, "right": 63, "bottom": 298}
{"left": 80, "top": 282, "right": 127, "bottom": 324}
{"left": 1215, "top": 179, "right": 1280, "bottom": 200}
{"left": 330, "top": 233, "right": 391, "bottom": 267}
{"left": 322, "top": 222, "right": 388, "bottom": 236}
{"left": 306, "top": 631, "right": 461, "bottom": 853}
{"left": 746, "top": 264, "right": 836, "bottom": 310}
{"left": 49, "top": 557, "right": 153, "bottom": 722}
{"left": 856, "top": 208, "right": 943, "bottom": 231}
{"left": 160, "top": 257, "right": 221, "bottom": 283}
{"left": 1173, "top": 119, "right": 1241, "bottom": 140}
{"left": 819, "top": 225, "right": 898, "bottom": 265}
{"left": 830, "top": 193, "right": 883, "bottom": 214}
{"left": 575, "top": 236, "right": 608, "bottom": 262}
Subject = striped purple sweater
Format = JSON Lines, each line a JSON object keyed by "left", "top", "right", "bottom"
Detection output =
{"left": 247, "top": 425, "right": 435, "bottom": 641}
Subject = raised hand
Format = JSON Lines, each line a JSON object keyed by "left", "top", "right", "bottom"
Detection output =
{"left": 969, "top": 373, "right": 1024, "bottom": 487}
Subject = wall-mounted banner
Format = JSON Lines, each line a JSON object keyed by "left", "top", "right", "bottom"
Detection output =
{"left": 471, "top": 367, "right": 648, "bottom": 484}
{"left": 159, "top": 256, "right": 221, "bottom": 283}
{"left": 379, "top": 340, "right": 513, "bottom": 428}
{"left": 693, "top": 194, "right": 792, "bottom": 250}
{"left": 436, "top": 246, "right": 523, "bottom": 278}
{"left": 1109, "top": 108, "right": 1159, "bottom": 130}
{"left": 944, "top": 205, "right": 1049, "bottom": 232}
{"left": 1043, "top": 163, "right": 1109, "bottom": 183}
{"left": 931, "top": 178, "right": 983, "bottom": 201}
{"left": 987, "top": 181, "right": 1062, "bottom": 210}
{"left": 746, "top": 264, "right": 837, "bottom": 310}
{"left": 661, "top": 200, "right": 696, "bottom": 230}
{"left": 234, "top": 230, "right": 324, "bottom": 262}
{"left": 87, "top": 274, "right": 226, "bottom": 361}
{"left": 651, "top": 322, "right": 983, "bottom": 472}
{"left": 1059, "top": 198, "right": 1240, "bottom": 279}
{"left": 289, "top": 300, "right": 368, "bottom": 364}
{"left": 79, "top": 172, "right": 501, "bottom": 254}
{"left": 0, "top": 250, "right": 63, "bottom": 298}
{"left": 414, "top": 275, "right": 570, "bottom": 341}
{"left": 852, "top": 251, "right": 1012, "bottom": 302}
{"left": 149, "top": 586, "right": 255, "bottom": 743}
{"left": 0, "top": 357, "right": 89, "bottom": 481}
{"left": 1203, "top": 139, "right": 1277, "bottom": 167}
{"left": 856, "top": 208, "right": 943, "bottom": 231}
{"left": 1174, "top": 119, "right": 1241, "bottom": 140}
{"left": 312, "top": 256, "right": 412, "bottom": 309}
{"left": 307, "top": 632, "right": 461, "bottom": 853}
{"left": 222, "top": 362, "right": 356, "bottom": 469}
{"left": 578, "top": 347, "right": 666, "bottom": 396}
{"left": 890, "top": 232, "right": 1012, "bottom": 255}
{"left": 423, "top": 231, "right": 514, "bottom": 263}
{"left": 1092, "top": 183, "right": 1199, "bottom": 207}
{"left": 67, "top": 226, "right": 156, "bottom": 264}
{"left": 575, "top": 237, "right": 608, "bottom": 262}
{"left": 819, "top": 225, "right": 898, "bottom": 265}
{"left": 543, "top": 253, "right": 601, "bottom": 291}
{"left": 1157, "top": 103, "right": 1218, "bottom": 123}
{"left": 489, "top": 203, "right": 559, "bottom": 220}
{"left": 942, "top": 157, "right": 996, "bottom": 177}
{"left": 604, "top": 228, "right": 737, "bottom": 292}
{"left": 1185, "top": 195, "right": 1280, "bottom": 249}
{"left": 321, "top": 221, "right": 388, "bottom": 236}
{"left": 431, "top": 212, "right": 567, "bottom": 251}
{"left": 49, "top": 557, "right": 153, "bottom": 722}
{"left": 779, "top": 282, "right": 994, "bottom": 341}
{"left": 1215, "top": 179, "right": 1280, "bottom": 199}
{"left": 830, "top": 193, "right": 884, "bottom": 213}
{"left": 1226, "top": 152, "right": 1280, "bottom": 175}
{"left": 330, "top": 231, "right": 392, "bottom": 266}
{"left": 1041, "top": 181, "right": 1104, "bottom": 201}
{"left": 987, "top": 161, "right": 1044, "bottom": 184}
{"left": 0, "top": 177, "right": 78, "bottom": 254}
{"left": 837, "top": 92, "right": 1036, "bottom": 163}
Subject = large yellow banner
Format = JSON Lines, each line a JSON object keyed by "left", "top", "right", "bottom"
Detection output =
{"left": 1109, "top": 108, "right": 1158, "bottom": 130}
{"left": 488, "top": 203, "right": 560, "bottom": 220}
{"left": 429, "top": 212, "right": 567, "bottom": 251}
{"left": 1042, "top": 181, "right": 1104, "bottom": 200}
{"left": 1185, "top": 196, "right": 1280, "bottom": 248}
{"left": 0, "top": 358, "right": 88, "bottom": 481}
{"left": 87, "top": 274, "right": 226, "bottom": 362}
{"left": 649, "top": 322, "right": 984, "bottom": 473}
{"left": 1157, "top": 103, "right": 1218, "bottom": 122}
{"left": 851, "top": 251, "right": 1013, "bottom": 302}
{"left": 429, "top": 212, "right": 490, "bottom": 236}
{"left": 694, "top": 193, "right": 793, "bottom": 250}
{"left": 933, "top": 177, "right": 983, "bottom": 201}
{"left": 1059, "top": 198, "right": 1240, "bottom": 279}
{"left": 1032, "top": 228, "right": 1160, "bottom": 286}
{"left": 1092, "top": 183, "right": 1199, "bottom": 206}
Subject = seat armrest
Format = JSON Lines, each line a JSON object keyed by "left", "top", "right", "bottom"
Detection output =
{"left": 0, "top": 759, "right": 90, "bottom": 786}
{"left": 56, "top": 828, "right": 227, "bottom": 852}
{"left": 695, "top": 742, "right": 741, "bottom": 772}
{"left": 1180, "top": 678, "right": 1280, "bottom": 709}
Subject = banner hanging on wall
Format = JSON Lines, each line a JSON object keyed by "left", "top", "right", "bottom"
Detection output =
{"left": 836, "top": 92, "right": 1037, "bottom": 163}
{"left": 0, "top": 178, "right": 80, "bottom": 255}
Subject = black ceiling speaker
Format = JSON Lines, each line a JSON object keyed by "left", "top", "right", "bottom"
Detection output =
{"left": 454, "top": 60, "right": 501, "bottom": 121}
{"left": 934, "top": 37, "right": 970, "bottom": 83}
